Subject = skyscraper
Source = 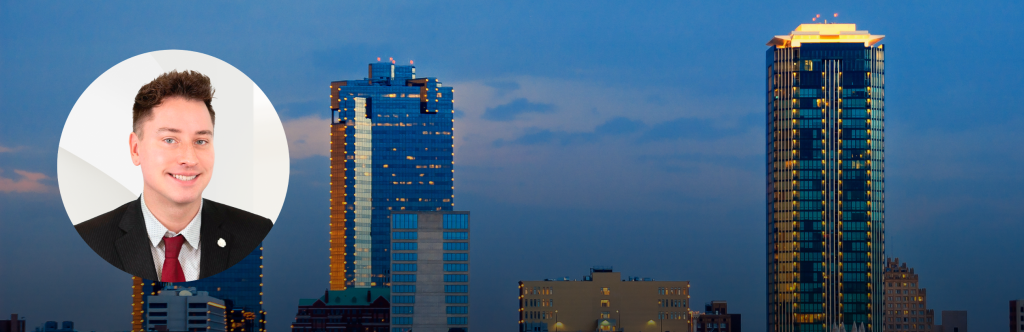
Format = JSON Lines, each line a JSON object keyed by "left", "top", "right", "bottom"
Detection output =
{"left": 329, "top": 61, "right": 455, "bottom": 290}
{"left": 766, "top": 23, "right": 886, "bottom": 332}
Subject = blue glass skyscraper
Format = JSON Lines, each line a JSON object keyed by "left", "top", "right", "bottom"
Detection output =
{"left": 329, "top": 61, "right": 455, "bottom": 290}
{"left": 766, "top": 23, "right": 886, "bottom": 332}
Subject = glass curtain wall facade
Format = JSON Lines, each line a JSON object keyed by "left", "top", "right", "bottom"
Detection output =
{"left": 330, "top": 62, "right": 455, "bottom": 290}
{"left": 766, "top": 24, "right": 886, "bottom": 332}
{"left": 133, "top": 245, "right": 265, "bottom": 332}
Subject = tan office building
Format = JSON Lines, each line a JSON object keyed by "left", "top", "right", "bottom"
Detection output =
{"left": 884, "top": 258, "right": 934, "bottom": 332}
{"left": 519, "top": 267, "right": 690, "bottom": 332}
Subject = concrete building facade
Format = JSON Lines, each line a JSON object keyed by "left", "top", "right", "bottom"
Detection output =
{"left": 519, "top": 268, "right": 690, "bottom": 332}
{"left": 884, "top": 258, "right": 934, "bottom": 332}
{"left": 146, "top": 288, "right": 227, "bottom": 332}
{"left": 390, "top": 211, "right": 470, "bottom": 332}
{"left": 932, "top": 311, "right": 967, "bottom": 332}
{"left": 290, "top": 288, "right": 391, "bottom": 332}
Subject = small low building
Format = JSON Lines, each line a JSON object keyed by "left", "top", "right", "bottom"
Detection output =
{"left": 1, "top": 314, "right": 25, "bottom": 332}
{"left": 34, "top": 321, "right": 76, "bottom": 332}
{"left": 519, "top": 267, "right": 690, "bottom": 332}
{"left": 146, "top": 287, "right": 227, "bottom": 332}
{"left": 291, "top": 288, "right": 390, "bottom": 332}
{"left": 694, "top": 301, "right": 741, "bottom": 332}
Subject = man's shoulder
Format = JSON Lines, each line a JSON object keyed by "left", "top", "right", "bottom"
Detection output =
{"left": 75, "top": 200, "right": 138, "bottom": 236}
{"left": 202, "top": 199, "right": 273, "bottom": 230}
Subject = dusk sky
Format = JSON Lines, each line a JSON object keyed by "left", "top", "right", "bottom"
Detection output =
{"left": 2, "top": 1, "right": 1024, "bottom": 331}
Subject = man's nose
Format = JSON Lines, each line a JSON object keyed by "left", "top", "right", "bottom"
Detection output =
{"left": 179, "top": 142, "right": 199, "bottom": 166}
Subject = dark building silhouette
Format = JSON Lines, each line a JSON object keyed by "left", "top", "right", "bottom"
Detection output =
{"left": 883, "top": 258, "right": 934, "bottom": 332}
{"left": 696, "top": 301, "right": 742, "bottom": 332}
{"left": 1, "top": 315, "right": 25, "bottom": 332}
{"left": 290, "top": 288, "right": 391, "bottom": 332}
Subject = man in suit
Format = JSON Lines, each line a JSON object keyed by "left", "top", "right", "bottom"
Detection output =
{"left": 75, "top": 70, "right": 272, "bottom": 282}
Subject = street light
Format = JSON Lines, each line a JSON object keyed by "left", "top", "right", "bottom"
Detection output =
{"left": 554, "top": 310, "right": 558, "bottom": 332}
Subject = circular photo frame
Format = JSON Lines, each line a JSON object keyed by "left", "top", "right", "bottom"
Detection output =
{"left": 58, "top": 50, "right": 288, "bottom": 281}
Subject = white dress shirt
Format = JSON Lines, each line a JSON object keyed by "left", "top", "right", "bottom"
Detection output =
{"left": 140, "top": 192, "right": 202, "bottom": 282}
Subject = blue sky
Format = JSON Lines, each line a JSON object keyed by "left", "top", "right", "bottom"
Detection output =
{"left": 2, "top": 1, "right": 1024, "bottom": 331}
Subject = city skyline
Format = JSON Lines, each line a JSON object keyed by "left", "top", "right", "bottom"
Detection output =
{"left": 2, "top": 2, "right": 1024, "bottom": 332}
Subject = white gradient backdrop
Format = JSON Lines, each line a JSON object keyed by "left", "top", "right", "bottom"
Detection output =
{"left": 58, "top": 50, "right": 289, "bottom": 224}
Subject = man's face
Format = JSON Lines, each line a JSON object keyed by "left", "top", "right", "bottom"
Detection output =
{"left": 130, "top": 97, "right": 214, "bottom": 206}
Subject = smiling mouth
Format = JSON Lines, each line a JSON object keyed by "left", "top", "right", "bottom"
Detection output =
{"left": 171, "top": 174, "right": 198, "bottom": 181}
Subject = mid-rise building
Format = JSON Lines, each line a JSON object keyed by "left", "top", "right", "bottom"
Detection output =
{"left": 519, "top": 267, "right": 690, "bottom": 332}
{"left": 329, "top": 61, "right": 455, "bottom": 290}
{"left": 0, "top": 314, "right": 25, "bottom": 332}
{"left": 932, "top": 311, "right": 967, "bottom": 332}
{"left": 883, "top": 258, "right": 934, "bottom": 332}
{"left": 389, "top": 211, "right": 471, "bottom": 332}
{"left": 33, "top": 321, "right": 75, "bottom": 332}
{"left": 695, "top": 301, "right": 742, "bottom": 332}
{"left": 133, "top": 245, "right": 266, "bottom": 332}
{"left": 766, "top": 23, "right": 887, "bottom": 332}
{"left": 146, "top": 287, "right": 227, "bottom": 332}
{"left": 1010, "top": 300, "right": 1023, "bottom": 332}
{"left": 290, "top": 288, "right": 391, "bottom": 332}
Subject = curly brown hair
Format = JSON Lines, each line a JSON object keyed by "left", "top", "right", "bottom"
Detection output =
{"left": 132, "top": 70, "right": 216, "bottom": 136}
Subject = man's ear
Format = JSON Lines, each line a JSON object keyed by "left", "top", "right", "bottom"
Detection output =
{"left": 129, "top": 132, "right": 142, "bottom": 166}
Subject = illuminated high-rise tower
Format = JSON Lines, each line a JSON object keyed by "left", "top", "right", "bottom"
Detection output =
{"left": 766, "top": 23, "right": 886, "bottom": 332}
{"left": 329, "top": 60, "right": 455, "bottom": 290}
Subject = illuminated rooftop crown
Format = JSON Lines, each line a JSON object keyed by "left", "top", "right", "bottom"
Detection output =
{"left": 767, "top": 23, "right": 884, "bottom": 47}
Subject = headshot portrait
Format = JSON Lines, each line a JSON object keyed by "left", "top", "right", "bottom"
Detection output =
{"left": 58, "top": 50, "right": 289, "bottom": 282}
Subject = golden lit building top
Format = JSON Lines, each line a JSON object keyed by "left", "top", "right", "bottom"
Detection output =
{"left": 767, "top": 23, "right": 884, "bottom": 47}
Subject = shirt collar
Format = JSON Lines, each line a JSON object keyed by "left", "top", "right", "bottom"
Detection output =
{"left": 140, "top": 192, "right": 202, "bottom": 249}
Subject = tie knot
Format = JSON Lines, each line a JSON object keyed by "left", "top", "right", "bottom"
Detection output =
{"left": 163, "top": 235, "right": 186, "bottom": 255}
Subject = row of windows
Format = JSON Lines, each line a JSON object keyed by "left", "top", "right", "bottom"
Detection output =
{"left": 444, "top": 242, "right": 468, "bottom": 250}
{"left": 393, "top": 285, "right": 416, "bottom": 293}
{"left": 394, "top": 232, "right": 417, "bottom": 240}
{"left": 443, "top": 214, "right": 469, "bottom": 229}
{"left": 446, "top": 296, "right": 468, "bottom": 303}
{"left": 393, "top": 264, "right": 417, "bottom": 272}
{"left": 524, "top": 299, "right": 554, "bottom": 307}
{"left": 393, "top": 274, "right": 416, "bottom": 282}
{"left": 444, "top": 253, "right": 468, "bottom": 261}
{"left": 392, "top": 295, "right": 415, "bottom": 303}
{"left": 445, "top": 274, "right": 468, "bottom": 282}
{"left": 445, "top": 285, "right": 468, "bottom": 293}
{"left": 524, "top": 287, "right": 552, "bottom": 295}
{"left": 393, "top": 253, "right": 417, "bottom": 261}
{"left": 443, "top": 232, "right": 468, "bottom": 240}
{"left": 658, "top": 287, "right": 684, "bottom": 295}
{"left": 659, "top": 299, "right": 685, "bottom": 307}
{"left": 392, "top": 214, "right": 417, "bottom": 229}
{"left": 393, "top": 242, "right": 417, "bottom": 250}
{"left": 445, "top": 264, "right": 468, "bottom": 272}
{"left": 447, "top": 306, "right": 468, "bottom": 314}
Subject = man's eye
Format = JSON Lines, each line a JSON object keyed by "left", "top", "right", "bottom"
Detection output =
{"left": 195, "top": 139, "right": 209, "bottom": 145}
{"left": 163, "top": 138, "right": 176, "bottom": 144}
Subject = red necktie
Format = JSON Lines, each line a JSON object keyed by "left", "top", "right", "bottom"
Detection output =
{"left": 161, "top": 235, "right": 186, "bottom": 282}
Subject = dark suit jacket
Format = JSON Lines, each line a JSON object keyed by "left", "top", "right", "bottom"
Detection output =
{"left": 74, "top": 197, "right": 273, "bottom": 280}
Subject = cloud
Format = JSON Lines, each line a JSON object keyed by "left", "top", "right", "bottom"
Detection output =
{"left": 492, "top": 116, "right": 646, "bottom": 147}
{"left": 484, "top": 81, "right": 521, "bottom": 97}
{"left": 0, "top": 169, "right": 51, "bottom": 193}
{"left": 481, "top": 98, "right": 556, "bottom": 122}
{"left": 282, "top": 115, "right": 330, "bottom": 159}
{"left": 0, "top": 145, "right": 15, "bottom": 153}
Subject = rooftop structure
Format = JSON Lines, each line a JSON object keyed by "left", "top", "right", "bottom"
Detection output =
{"left": 768, "top": 24, "right": 885, "bottom": 47}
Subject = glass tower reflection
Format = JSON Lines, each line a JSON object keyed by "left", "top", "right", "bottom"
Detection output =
{"left": 329, "top": 61, "right": 455, "bottom": 290}
{"left": 766, "top": 24, "right": 886, "bottom": 332}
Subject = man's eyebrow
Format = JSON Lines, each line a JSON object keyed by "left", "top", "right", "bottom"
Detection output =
{"left": 195, "top": 130, "right": 213, "bottom": 136}
{"left": 156, "top": 127, "right": 181, "bottom": 133}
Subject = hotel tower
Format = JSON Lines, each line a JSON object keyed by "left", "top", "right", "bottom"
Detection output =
{"left": 329, "top": 61, "right": 455, "bottom": 290}
{"left": 766, "top": 23, "right": 886, "bottom": 332}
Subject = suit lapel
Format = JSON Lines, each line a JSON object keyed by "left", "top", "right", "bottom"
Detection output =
{"left": 199, "top": 199, "right": 233, "bottom": 279}
{"left": 114, "top": 198, "right": 159, "bottom": 280}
